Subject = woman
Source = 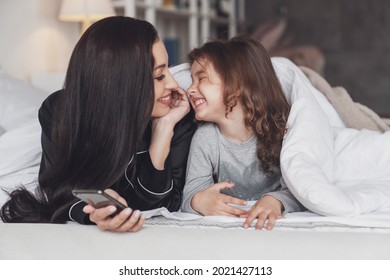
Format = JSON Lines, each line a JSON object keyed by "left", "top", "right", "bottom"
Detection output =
{"left": 1, "top": 16, "right": 196, "bottom": 232}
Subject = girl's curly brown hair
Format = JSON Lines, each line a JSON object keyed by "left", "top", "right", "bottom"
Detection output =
{"left": 188, "top": 35, "right": 290, "bottom": 174}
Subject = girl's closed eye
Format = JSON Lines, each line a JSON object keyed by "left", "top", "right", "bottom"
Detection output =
{"left": 155, "top": 74, "right": 166, "bottom": 81}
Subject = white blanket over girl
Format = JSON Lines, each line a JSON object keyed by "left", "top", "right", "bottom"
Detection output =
{"left": 274, "top": 58, "right": 390, "bottom": 216}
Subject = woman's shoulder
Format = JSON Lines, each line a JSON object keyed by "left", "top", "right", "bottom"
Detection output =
{"left": 38, "top": 90, "right": 63, "bottom": 128}
{"left": 40, "top": 90, "right": 63, "bottom": 111}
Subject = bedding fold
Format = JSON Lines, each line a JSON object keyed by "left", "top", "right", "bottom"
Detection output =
{"left": 278, "top": 59, "right": 390, "bottom": 216}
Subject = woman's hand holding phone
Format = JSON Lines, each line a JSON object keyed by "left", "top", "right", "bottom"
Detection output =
{"left": 82, "top": 189, "right": 144, "bottom": 232}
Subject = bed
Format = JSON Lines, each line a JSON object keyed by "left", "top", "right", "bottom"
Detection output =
{"left": 1, "top": 62, "right": 390, "bottom": 261}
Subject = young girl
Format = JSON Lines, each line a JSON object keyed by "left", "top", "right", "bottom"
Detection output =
{"left": 181, "top": 35, "right": 304, "bottom": 230}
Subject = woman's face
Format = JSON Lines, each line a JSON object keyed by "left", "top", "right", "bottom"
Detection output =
{"left": 187, "top": 59, "right": 226, "bottom": 123}
{"left": 151, "top": 40, "right": 178, "bottom": 118}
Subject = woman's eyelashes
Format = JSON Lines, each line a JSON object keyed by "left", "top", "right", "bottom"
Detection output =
{"left": 155, "top": 74, "right": 166, "bottom": 81}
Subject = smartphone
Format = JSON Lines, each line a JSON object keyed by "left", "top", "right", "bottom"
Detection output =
{"left": 72, "top": 189, "right": 127, "bottom": 215}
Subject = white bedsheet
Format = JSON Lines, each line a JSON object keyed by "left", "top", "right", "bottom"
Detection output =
{"left": 142, "top": 203, "right": 390, "bottom": 233}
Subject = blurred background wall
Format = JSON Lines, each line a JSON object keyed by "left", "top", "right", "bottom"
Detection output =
{"left": 0, "top": 0, "right": 388, "bottom": 117}
{"left": 246, "top": 0, "right": 390, "bottom": 117}
{"left": 0, "top": 0, "right": 78, "bottom": 82}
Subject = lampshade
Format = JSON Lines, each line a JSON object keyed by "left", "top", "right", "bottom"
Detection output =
{"left": 59, "top": 0, "right": 115, "bottom": 32}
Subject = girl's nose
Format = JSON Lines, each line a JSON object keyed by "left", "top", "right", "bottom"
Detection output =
{"left": 187, "top": 85, "right": 196, "bottom": 95}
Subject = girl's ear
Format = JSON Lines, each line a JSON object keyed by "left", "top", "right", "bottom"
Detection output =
{"left": 224, "top": 91, "right": 240, "bottom": 117}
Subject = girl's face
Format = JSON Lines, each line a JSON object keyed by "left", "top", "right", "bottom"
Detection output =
{"left": 187, "top": 59, "right": 226, "bottom": 123}
{"left": 151, "top": 40, "right": 178, "bottom": 118}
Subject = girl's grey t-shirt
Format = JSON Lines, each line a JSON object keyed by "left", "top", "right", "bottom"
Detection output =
{"left": 181, "top": 122, "right": 304, "bottom": 214}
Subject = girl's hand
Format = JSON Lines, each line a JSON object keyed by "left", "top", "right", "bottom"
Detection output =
{"left": 83, "top": 189, "right": 144, "bottom": 232}
{"left": 191, "top": 182, "right": 248, "bottom": 217}
{"left": 243, "top": 195, "right": 284, "bottom": 230}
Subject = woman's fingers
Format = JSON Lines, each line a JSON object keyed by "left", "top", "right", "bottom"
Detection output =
{"left": 127, "top": 212, "right": 145, "bottom": 232}
{"left": 104, "top": 188, "right": 128, "bottom": 206}
{"left": 88, "top": 205, "right": 117, "bottom": 223}
{"left": 171, "top": 88, "right": 190, "bottom": 107}
{"left": 105, "top": 208, "right": 133, "bottom": 230}
{"left": 83, "top": 204, "right": 95, "bottom": 214}
{"left": 103, "top": 188, "right": 119, "bottom": 198}
{"left": 82, "top": 189, "right": 143, "bottom": 232}
{"left": 174, "top": 87, "right": 189, "bottom": 100}
{"left": 92, "top": 207, "right": 144, "bottom": 232}
{"left": 113, "top": 209, "right": 144, "bottom": 233}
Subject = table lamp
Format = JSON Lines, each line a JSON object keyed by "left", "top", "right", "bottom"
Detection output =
{"left": 59, "top": 0, "right": 115, "bottom": 33}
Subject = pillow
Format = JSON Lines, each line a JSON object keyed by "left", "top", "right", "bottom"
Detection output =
{"left": 169, "top": 63, "right": 191, "bottom": 91}
{"left": 0, "top": 69, "right": 47, "bottom": 131}
{"left": 299, "top": 66, "right": 389, "bottom": 132}
{"left": 0, "top": 119, "right": 42, "bottom": 207}
{"left": 0, "top": 70, "right": 46, "bottom": 207}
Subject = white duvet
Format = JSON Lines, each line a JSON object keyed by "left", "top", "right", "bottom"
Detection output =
{"left": 273, "top": 58, "right": 390, "bottom": 216}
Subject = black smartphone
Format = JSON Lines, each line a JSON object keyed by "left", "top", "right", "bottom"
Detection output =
{"left": 72, "top": 189, "right": 127, "bottom": 215}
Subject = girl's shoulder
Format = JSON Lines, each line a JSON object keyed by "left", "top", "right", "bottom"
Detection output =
{"left": 194, "top": 122, "right": 219, "bottom": 136}
{"left": 191, "top": 122, "right": 219, "bottom": 145}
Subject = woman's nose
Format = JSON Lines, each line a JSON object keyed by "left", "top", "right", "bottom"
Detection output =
{"left": 166, "top": 72, "right": 178, "bottom": 89}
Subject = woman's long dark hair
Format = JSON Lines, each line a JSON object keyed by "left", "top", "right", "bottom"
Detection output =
{"left": 1, "top": 16, "right": 158, "bottom": 223}
{"left": 188, "top": 35, "right": 290, "bottom": 174}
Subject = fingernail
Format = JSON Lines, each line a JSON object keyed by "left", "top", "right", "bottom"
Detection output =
{"left": 108, "top": 206, "right": 116, "bottom": 213}
{"left": 123, "top": 208, "right": 132, "bottom": 215}
{"left": 133, "top": 210, "right": 140, "bottom": 217}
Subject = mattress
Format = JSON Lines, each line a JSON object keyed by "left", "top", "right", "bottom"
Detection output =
{"left": 1, "top": 206, "right": 390, "bottom": 260}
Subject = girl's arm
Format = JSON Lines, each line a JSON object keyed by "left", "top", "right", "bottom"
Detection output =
{"left": 182, "top": 125, "right": 247, "bottom": 216}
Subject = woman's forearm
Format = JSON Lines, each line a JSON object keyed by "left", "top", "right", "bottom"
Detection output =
{"left": 149, "top": 118, "right": 175, "bottom": 170}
